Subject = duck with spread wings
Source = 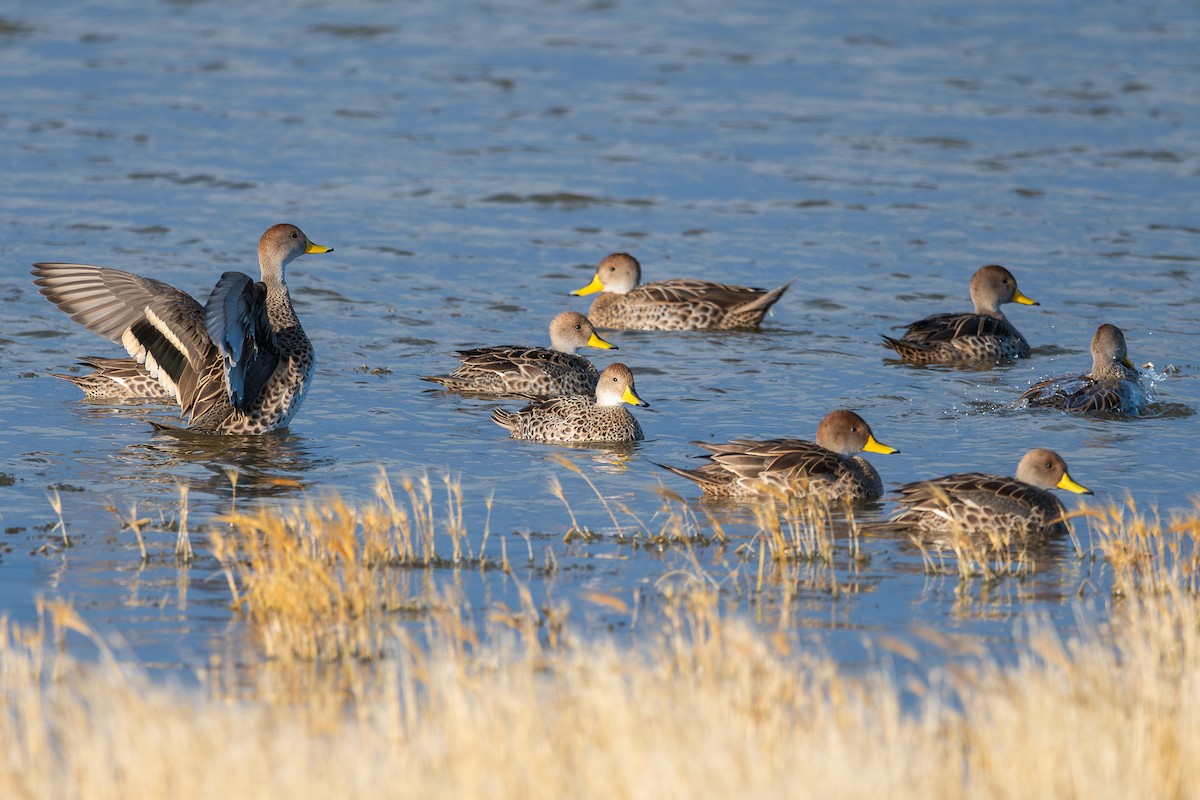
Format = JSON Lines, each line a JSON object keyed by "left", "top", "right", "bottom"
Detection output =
{"left": 32, "top": 223, "right": 332, "bottom": 434}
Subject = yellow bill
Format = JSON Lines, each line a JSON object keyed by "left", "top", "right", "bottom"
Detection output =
{"left": 1013, "top": 289, "right": 1038, "bottom": 306}
{"left": 863, "top": 435, "right": 899, "bottom": 455}
{"left": 305, "top": 241, "right": 333, "bottom": 254}
{"left": 622, "top": 386, "right": 648, "bottom": 408}
{"left": 1057, "top": 471, "right": 1093, "bottom": 495}
{"left": 587, "top": 332, "right": 617, "bottom": 350}
{"left": 571, "top": 274, "right": 605, "bottom": 296}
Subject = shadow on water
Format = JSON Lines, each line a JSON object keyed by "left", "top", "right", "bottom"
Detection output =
{"left": 109, "top": 429, "right": 334, "bottom": 502}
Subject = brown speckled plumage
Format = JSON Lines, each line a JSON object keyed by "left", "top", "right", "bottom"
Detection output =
{"left": 423, "top": 311, "right": 615, "bottom": 398}
{"left": 32, "top": 224, "right": 331, "bottom": 434}
{"left": 657, "top": 409, "right": 898, "bottom": 499}
{"left": 54, "top": 356, "right": 175, "bottom": 400}
{"left": 882, "top": 264, "right": 1037, "bottom": 363}
{"left": 571, "top": 253, "right": 790, "bottom": 331}
{"left": 491, "top": 362, "right": 648, "bottom": 443}
{"left": 1020, "top": 323, "right": 1144, "bottom": 413}
{"left": 884, "top": 448, "right": 1093, "bottom": 544}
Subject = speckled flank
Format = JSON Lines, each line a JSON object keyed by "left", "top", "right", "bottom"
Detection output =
{"left": 426, "top": 355, "right": 599, "bottom": 397}
{"left": 882, "top": 330, "right": 1031, "bottom": 363}
{"left": 192, "top": 322, "right": 315, "bottom": 434}
{"left": 492, "top": 396, "right": 644, "bottom": 443}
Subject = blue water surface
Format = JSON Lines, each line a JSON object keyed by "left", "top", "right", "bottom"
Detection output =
{"left": 1, "top": 0, "right": 1198, "bottom": 679}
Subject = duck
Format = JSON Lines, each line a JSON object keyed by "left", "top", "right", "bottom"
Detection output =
{"left": 882, "top": 264, "right": 1038, "bottom": 363}
{"left": 657, "top": 409, "right": 898, "bottom": 499}
{"left": 1020, "top": 324, "right": 1144, "bottom": 413}
{"left": 570, "top": 252, "right": 791, "bottom": 331}
{"left": 423, "top": 311, "right": 616, "bottom": 398}
{"left": 491, "top": 362, "right": 648, "bottom": 443}
{"left": 883, "top": 448, "right": 1092, "bottom": 542}
{"left": 31, "top": 223, "right": 332, "bottom": 434}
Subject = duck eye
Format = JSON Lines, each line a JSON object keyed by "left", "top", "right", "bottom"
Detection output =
{"left": 291, "top": 232, "right": 298, "bottom": 239}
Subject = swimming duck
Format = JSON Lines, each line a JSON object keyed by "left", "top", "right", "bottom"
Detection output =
{"left": 657, "top": 409, "right": 898, "bottom": 499}
{"left": 882, "top": 265, "right": 1038, "bottom": 363}
{"left": 1020, "top": 324, "right": 1144, "bottom": 413}
{"left": 423, "top": 311, "right": 616, "bottom": 398}
{"left": 884, "top": 448, "right": 1092, "bottom": 541}
{"left": 32, "top": 223, "right": 332, "bottom": 434}
{"left": 571, "top": 252, "right": 790, "bottom": 331}
{"left": 491, "top": 362, "right": 648, "bottom": 443}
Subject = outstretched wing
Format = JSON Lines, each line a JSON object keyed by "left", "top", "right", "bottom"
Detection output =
{"left": 31, "top": 262, "right": 217, "bottom": 415}
{"left": 204, "top": 272, "right": 280, "bottom": 412}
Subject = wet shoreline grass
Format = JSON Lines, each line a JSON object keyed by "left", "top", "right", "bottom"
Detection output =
{"left": 3, "top": 481, "right": 1199, "bottom": 797}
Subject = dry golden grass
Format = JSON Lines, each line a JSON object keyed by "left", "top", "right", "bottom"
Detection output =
{"left": 210, "top": 469, "right": 492, "bottom": 661}
{"left": 553, "top": 457, "right": 728, "bottom": 549}
{"left": 5, "top": 576, "right": 1200, "bottom": 798}
{"left": 1086, "top": 497, "right": 1200, "bottom": 598}
{"left": 906, "top": 513, "right": 1043, "bottom": 581}
{"left": 896, "top": 489, "right": 1088, "bottom": 583}
{"left": 752, "top": 487, "right": 859, "bottom": 565}
{"left": 6, "top": 483, "right": 1200, "bottom": 798}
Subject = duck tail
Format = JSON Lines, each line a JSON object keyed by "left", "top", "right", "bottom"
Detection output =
{"left": 51, "top": 356, "right": 173, "bottom": 400}
{"left": 50, "top": 371, "right": 94, "bottom": 393}
{"left": 490, "top": 407, "right": 517, "bottom": 433}
{"left": 880, "top": 334, "right": 929, "bottom": 361}
{"left": 737, "top": 280, "right": 793, "bottom": 314}
{"left": 653, "top": 461, "right": 720, "bottom": 490}
{"left": 857, "top": 518, "right": 910, "bottom": 535}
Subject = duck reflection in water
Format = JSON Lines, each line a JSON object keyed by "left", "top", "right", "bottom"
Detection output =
{"left": 112, "top": 428, "right": 332, "bottom": 502}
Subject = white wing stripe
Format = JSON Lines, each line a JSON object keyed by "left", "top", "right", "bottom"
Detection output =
{"left": 146, "top": 307, "right": 195, "bottom": 363}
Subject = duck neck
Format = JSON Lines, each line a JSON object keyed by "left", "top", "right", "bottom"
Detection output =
{"left": 975, "top": 302, "right": 1006, "bottom": 321}
{"left": 260, "top": 260, "right": 300, "bottom": 329}
{"left": 594, "top": 390, "right": 624, "bottom": 408}
{"left": 1092, "top": 358, "right": 1134, "bottom": 381}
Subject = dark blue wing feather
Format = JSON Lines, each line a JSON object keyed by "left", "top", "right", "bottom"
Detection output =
{"left": 204, "top": 272, "right": 279, "bottom": 411}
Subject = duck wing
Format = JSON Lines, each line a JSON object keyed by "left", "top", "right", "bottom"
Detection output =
{"left": 31, "top": 262, "right": 218, "bottom": 417}
{"left": 697, "top": 438, "right": 847, "bottom": 483}
{"left": 204, "top": 272, "right": 280, "bottom": 412}
{"left": 894, "top": 471, "right": 1049, "bottom": 519}
{"left": 899, "top": 312, "right": 1018, "bottom": 344}
{"left": 456, "top": 345, "right": 588, "bottom": 378}
{"left": 633, "top": 279, "right": 769, "bottom": 309}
